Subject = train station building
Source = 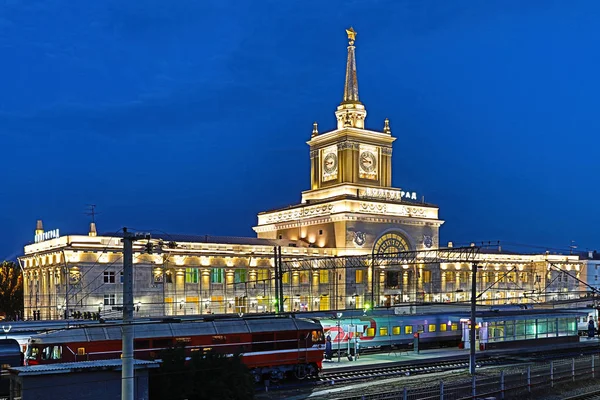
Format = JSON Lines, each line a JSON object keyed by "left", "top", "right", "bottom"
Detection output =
{"left": 18, "top": 29, "right": 587, "bottom": 320}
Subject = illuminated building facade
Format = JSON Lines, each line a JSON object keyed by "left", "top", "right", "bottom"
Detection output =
{"left": 18, "top": 29, "right": 587, "bottom": 320}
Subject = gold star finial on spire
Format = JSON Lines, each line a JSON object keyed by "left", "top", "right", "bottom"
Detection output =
{"left": 346, "top": 27, "right": 357, "bottom": 45}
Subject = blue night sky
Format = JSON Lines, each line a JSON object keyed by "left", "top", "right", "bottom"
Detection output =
{"left": 1, "top": 1, "right": 599, "bottom": 260}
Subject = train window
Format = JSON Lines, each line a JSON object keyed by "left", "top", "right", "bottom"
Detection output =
{"left": 77, "top": 348, "right": 86, "bottom": 356}
{"left": 392, "top": 326, "right": 401, "bottom": 335}
{"left": 366, "top": 328, "right": 375, "bottom": 337}
{"left": 451, "top": 323, "right": 458, "bottom": 331}
{"left": 405, "top": 326, "right": 413, "bottom": 334}
{"left": 26, "top": 347, "right": 39, "bottom": 360}
{"left": 429, "top": 325, "right": 436, "bottom": 333}
{"left": 41, "top": 346, "right": 62, "bottom": 360}
{"left": 379, "top": 327, "right": 388, "bottom": 336}
{"left": 311, "top": 330, "right": 324, "bottom": 343}
{"left": 440, "top": 324, "right": 447, "bottom": 332}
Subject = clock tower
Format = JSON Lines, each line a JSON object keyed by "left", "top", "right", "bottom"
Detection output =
{"left": 305, "top": 27, "right": 395, "bottom": 202}
{"left": 255, "top": 28, "right": 443, "bottom": 258}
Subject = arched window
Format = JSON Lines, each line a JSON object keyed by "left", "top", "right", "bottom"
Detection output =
{"left": 373, "top": 232, "right": 410, "bottom": 256}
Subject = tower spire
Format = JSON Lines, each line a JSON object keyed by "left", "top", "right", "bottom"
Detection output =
{"left": 335, "top": 27, "right": 367, "bottom": 129}
{"left": 342, "top": 27, "right": 360, "bottom": 104}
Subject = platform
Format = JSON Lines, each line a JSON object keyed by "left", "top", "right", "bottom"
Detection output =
{"left": 322, "top": 336, "right": 600, "bottom": 371}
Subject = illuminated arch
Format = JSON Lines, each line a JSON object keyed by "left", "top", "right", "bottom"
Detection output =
{"left": 373, "top": 231, "right": 411, "bottom": 257}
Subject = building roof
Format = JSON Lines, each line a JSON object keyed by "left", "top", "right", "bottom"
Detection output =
{"left": 259, "top": 194, "right": 438, "bottom": 215}
{"left": 102, "top": 232, "right": 291, "bottom": 247}
{"left": 10, "top": 359, "right": 159, "bottom": 376}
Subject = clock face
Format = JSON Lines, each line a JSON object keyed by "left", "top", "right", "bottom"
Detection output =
{"left": 359, "top": 151, "right": 377, "bottom": 173}
{"left": 323, "top": 153, "right": 338, "bottom": 174}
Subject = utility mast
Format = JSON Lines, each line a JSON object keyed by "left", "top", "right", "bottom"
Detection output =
{"left": 121, "top": 228, "right": 150, "bottom": 400}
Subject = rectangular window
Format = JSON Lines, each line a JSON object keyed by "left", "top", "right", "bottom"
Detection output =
{"left": 366, "top": 327, "right": 375, "bottom": 337}
{"left": 392, "top": 326, "right": 401, "bottom": 335}
{"left": 211, "top": 268, "right": 224, "bottom": 284}
{"left": 379, "top": 327, "right": 388, "bottom": 336}
{"left": 185, "top": 268, "right": 199, "bottom": 284}
{"left": 103, "top": 271, "right": 115, "bottom": 284}
{"left": 319, "top": 270, "right": 329, "bottom": 284}
{"left": 429, "top": 325, "right": 436, "bottom": 332}
{"left": 282, "top": 272, "right": 290, "bottom": 284}
{"left": 104, "top": 294, "right": 116, "bottom": 306}
{"left": 234, "top": 269, "right": 247, "bottom": 283}
{"left": 120, "top": 272, "right": 123, "bottom": 284}
{"left": 451, "top": 323, "right": 458, "bottom": 331}
{"left": 355, "top": 270, "right": 363, "bottom": 284}
{"left": 440, "top": 323, "right": 447, "bottom": 332}
{"left": 299, "top": 271, "right": 309, "bottom": 284}
{"left": 422, "top": 270, "right": 432, "bottom": 283}
{"left": 77, "top": 348, "right": 86, "bottom": 356}
{"left": 405, "top": 326, "right": 413, "bottom": 334}
{"left": 257, "top": 269, "right": 269, "bottom": 281}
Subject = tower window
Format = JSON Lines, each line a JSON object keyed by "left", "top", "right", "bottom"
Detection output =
{"left": 319, "top": 230, "right": 323, "bottom": 235}
{"left": 278, "top": 235, "right": 282, "bottom": 239}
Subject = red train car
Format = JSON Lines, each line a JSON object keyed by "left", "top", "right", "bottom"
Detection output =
{"left": 25, "top": 316, "right": 324, "bottom": 381}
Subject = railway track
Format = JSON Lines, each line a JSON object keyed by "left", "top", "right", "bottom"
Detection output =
{"left": 564, "top": 390, "right": 600, "bottom": 400}
{"left": 318, "top": 358, "right": 489, "bottom": 384}
{"left": 258, "top": 344, "right": 600, "bottom": 394}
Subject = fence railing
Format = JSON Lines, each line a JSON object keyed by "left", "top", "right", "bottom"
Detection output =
{"left": 341, "top": 354, "right": 600, "bottom": 400}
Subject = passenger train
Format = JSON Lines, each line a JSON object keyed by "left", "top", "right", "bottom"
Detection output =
{"left": 319, "top": 313, "right": 462, "bottom": 353}
{"left": 25, "top": 316, "right": 325, "bottom": 381}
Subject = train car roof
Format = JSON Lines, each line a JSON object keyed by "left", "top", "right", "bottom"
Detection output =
{"left": 29, "top": 317, "right": 321, "bottom": 345}
{"left": 475, "top": 308, "right": 589, "bottom": 322}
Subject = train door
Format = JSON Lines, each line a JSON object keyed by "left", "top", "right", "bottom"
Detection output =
{"left": 461, "top": 320, "right": 483, "bottom": 350}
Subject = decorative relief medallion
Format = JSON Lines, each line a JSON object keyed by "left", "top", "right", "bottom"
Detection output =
{"left": 423, "top": 235, "right": 433, "bottom": 248}
{"left": 353, "top": 231, "right": 366, "bottom": 247}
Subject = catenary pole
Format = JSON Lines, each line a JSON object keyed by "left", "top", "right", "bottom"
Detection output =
{"left": 273, "top": 247, "right": 279, "bottom": 313}
{"left": 469, "top": 263, "right": 478, "bottom": 375}
{"left": 278, "top": 246, "right": 284, "bottom": 313}
{"left": 122, "top": 228, "right": 147, "bottom": 400}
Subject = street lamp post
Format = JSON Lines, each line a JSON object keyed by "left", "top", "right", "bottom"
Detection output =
{"left": 336, "top": 312, "right": 343, "bottom": 362}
